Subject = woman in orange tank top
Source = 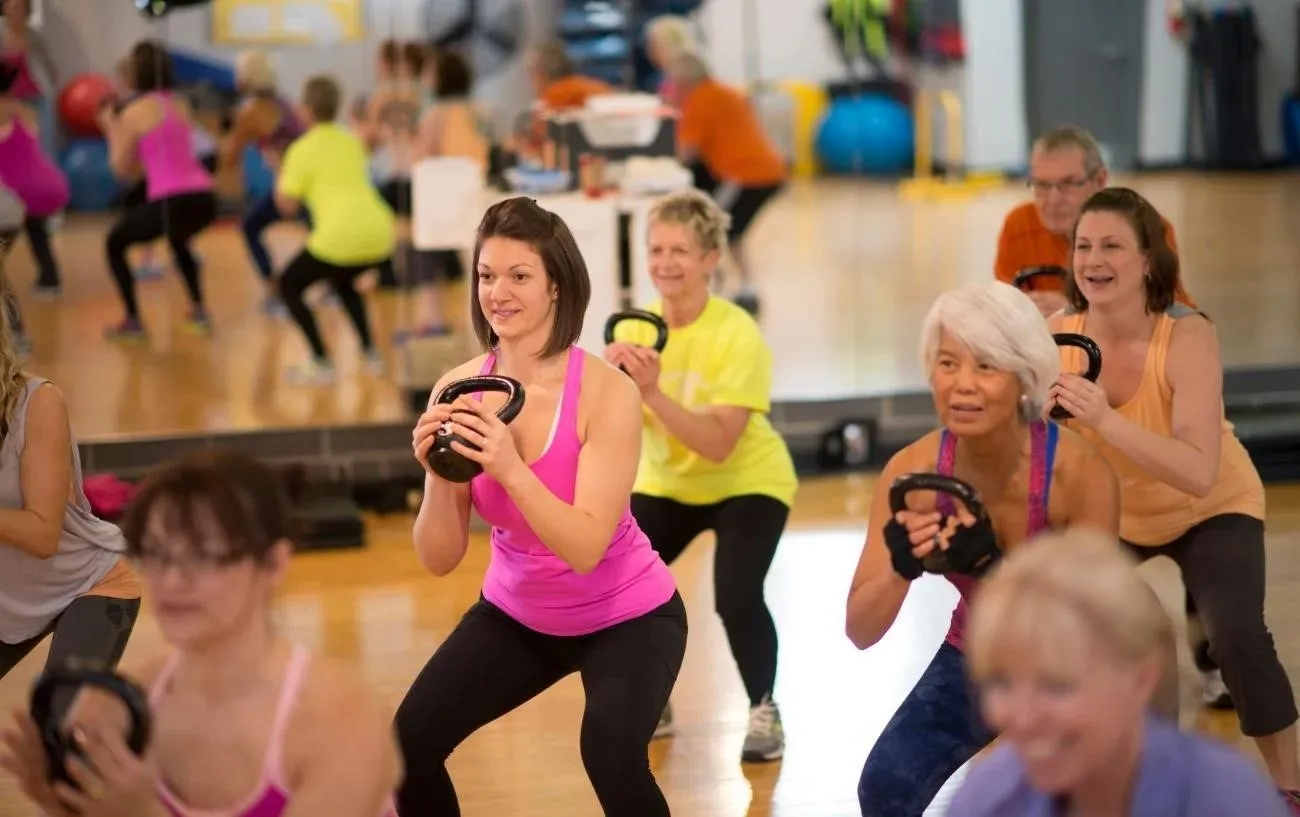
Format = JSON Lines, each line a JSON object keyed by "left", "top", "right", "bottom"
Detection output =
{"left": 1047, "top": 187, "right": 1300, "bottom": 812}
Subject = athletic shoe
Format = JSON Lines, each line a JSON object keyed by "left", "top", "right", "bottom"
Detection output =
{"left": 284, "top": 358, "right": 335, "bottom": 386}
{"left": 1201, "top": 669, "right": 1234, "bottom": 710}
{"left": 1278, "top": 788, "right": 1300, "bottom": 814}
{"left": 741, "top": 695, "right": 784, "bottom": 762}
{"left": 653, "top": 701, "right": 674, "bottom": 739}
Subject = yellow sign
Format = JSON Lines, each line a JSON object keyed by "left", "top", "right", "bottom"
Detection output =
{"left": 210, "top": 0, "right": 364, "bottom": 45}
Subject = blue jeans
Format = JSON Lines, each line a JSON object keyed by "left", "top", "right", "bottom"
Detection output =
{"left": 240, "top": 193, "right": 311, "bottom": 282}
{"left": 857, "top": 642, "right": 994, "bottom": 817}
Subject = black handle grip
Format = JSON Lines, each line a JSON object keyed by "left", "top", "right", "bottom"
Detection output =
{"left": 889, "top": 473, "right": 987, "bottom": 519}
{"left": 1012, "top": 265, "right": 1067, "bottom": 291}
{"left": 31, "top": 663, "right": 152, "bottom": 789}
{"left": 434, "top": 375, "right": 526, "bottom": 425}
{"left": 604, "top": 310, "right": 669, "bottom": 353}
{"left": 1051, "top": 333, "right": 1102, "bottom": 420}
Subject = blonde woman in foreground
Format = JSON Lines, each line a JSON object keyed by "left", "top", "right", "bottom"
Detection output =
{"left": 949, "top": 528, "right": 1290, "bottom": 816}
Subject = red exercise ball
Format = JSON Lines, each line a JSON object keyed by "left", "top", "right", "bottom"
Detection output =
{"left": 58, "top": 74, "right": 118, "bottom": 138}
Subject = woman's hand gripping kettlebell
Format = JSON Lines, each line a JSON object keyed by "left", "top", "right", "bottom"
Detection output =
{"left": 441, "top": 397, "right": 526, "bottom": 482}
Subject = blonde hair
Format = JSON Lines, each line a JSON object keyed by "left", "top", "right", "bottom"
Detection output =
{"left": 918, "top": 281, "right": 1061, "bottom": 417}
{"left": 647, "top": 188, "right": 730, "bottom": 254}
{"left": 235, "top": 50, "right": 277, "bottom": 93}
{"left": 646, "top": 15, "right": 700, "bottom": 62}
{"left": 967, "top": 529, "right": 1174, "bottom": 682}
{"left": 0, "top": 259, "right": 26, "bottom": 440}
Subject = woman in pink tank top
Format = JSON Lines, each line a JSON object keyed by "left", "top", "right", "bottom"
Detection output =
{"left": 0, "top": 451, "right": 401, "bottom": 817}
{"left": 98, "top": 41, "right": 217, "bottom": 343}
{"left": 844, "top": 281, "right": 1127, "bottom": 817}
{"left": 398, "top": 197, "right": 685, "bottom": 816}
{"left": 0, "top": 59, "right": 66, "bottom": 297}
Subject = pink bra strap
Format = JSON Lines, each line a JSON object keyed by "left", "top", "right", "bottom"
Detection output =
{"left": 264, "top": 647, "right": 311, "bottom": 782}
{"left": 147, "top": 652, "right": 184, "bottom": 707}
{"left": 557, "top": 347, "right": 583, "bottom": 433}
{"left": 478, "top": 352, "right": 496, "bottom": 377}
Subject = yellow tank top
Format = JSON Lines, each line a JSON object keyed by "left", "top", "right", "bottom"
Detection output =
{"left": 1059, "top": 307, "right": 1264, "bottom": 545}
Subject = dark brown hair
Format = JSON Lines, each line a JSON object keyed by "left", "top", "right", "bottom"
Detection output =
{"left": 401, "top": 42, "right": 427, "bottom": 76}
{"left": 431, "top": 48, "right": 473, "bottom": 98}
{"left": 302, "top": 74, "right": 341, "bottom": 122}
{"left": 121, "top": 450, "right": 292, "bottom": 565}
{"left": 127, "top": 40, "right": 175, "bottom": 93}
{"left": 470, "top": 197, "right": 590, "bottom": 358}
{"left": 379, "top": 38, "right": 401, "bottom": 69}
{"left": 1065, "top": 187, "right": 1180, "bottom": 314}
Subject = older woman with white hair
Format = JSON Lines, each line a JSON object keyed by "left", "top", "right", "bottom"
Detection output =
{"left": 644, "top": 15, "right": 700, "bottom": 106}
{"left": 949, "top": 528, "right": 1291, "bottom": 816}
{"left": 845, "top": 279, "right": 1122, "bottom": 817}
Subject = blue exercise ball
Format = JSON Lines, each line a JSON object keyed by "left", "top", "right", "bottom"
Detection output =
{"left": 815, "top": 95, "right": 915, "bottom": 175}
{"left": 243, "top": 145, "right": 275, "bottom": 200}
{"left": 60, "top": 138, "right": 122, "bottom": 212}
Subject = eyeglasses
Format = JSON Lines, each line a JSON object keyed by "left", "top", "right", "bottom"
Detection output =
{"left": 133, "top": 549, "right": 244, "bottom": 577}
{"left": 1027, "top": 177, "right": 1092, "bottom": 195}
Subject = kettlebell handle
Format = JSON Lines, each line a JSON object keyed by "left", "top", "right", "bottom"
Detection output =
{"left": 888, "top": 473, "right": 987, "bottom": 520}
{"left": 1012, "top": 265, "right": 1067, "bottom": 291}
{"left": 604, "top": 310, "right": 669, "bottom": 353}
{"left": 1050, "top": 333, "right": 1102, "bottom": 421}
{"left": 433, "top": 375, "right": 526, "bottom": 425}
{"left": 31, "top": 663, "right": 152, "bottom": 785}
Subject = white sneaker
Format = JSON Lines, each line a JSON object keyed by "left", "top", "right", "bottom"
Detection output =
{"left": 653, "top": 701, "right": 674, "bottom": 739}
{"left": 741, "top": 695, "right": 784, "bottom": 762}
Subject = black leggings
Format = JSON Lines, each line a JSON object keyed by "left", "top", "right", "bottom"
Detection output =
{"left": 394, "top": 592, "right": 687, "bottom": 816}
{"left": 0, "top": 594, "right": 140, "bottom": 718}
{"left": 106, "top": 191, "right": 217, "bottom": 320}
{"left": 0, "top": 216, "right": 60, "bottom": 289}
{"left": 278, "top": 249, "right": 382, "bottom": 361}
{"left": 631, "top": 493, "right": 788, "bottom": 706}
{"left": 1124, "top": 513, "right": 1297, "bottom": 736}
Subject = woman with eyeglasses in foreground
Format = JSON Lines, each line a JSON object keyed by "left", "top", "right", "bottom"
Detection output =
{"left": 0, "top": 450, "right": 401, "bottom": 817}
{"left": 949, "top": 527, "right": 1290, "bottom": 816}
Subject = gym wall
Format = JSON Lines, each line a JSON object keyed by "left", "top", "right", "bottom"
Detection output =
{"left": 24, "top": 0, "right": 555, "bottom": 141}
{"left": 695, "top": 0, "right": 1295, "bottom": 171}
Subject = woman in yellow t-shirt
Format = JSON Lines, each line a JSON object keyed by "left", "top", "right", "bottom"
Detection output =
{"left": 275, "top": 75, "right": 396, "bottom": 386}
{"left": 604, "top": 189, "right": 797, "bottom": 765}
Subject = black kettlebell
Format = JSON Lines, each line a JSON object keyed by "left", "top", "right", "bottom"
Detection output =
{"left": 426, "top": 376, "right": 526, "bottom": 483}
{"left": 1051, "top": 333, "right": 1102, "bottom": 421}
{"left": 604, "top": 310, "right": 669, "bottom": 374}
{"left": 888, "top": 473, "right": 997, "bottom": 576}
{"left": 1012, "top": 265, "right": 1067, "bottom": 291}
{"left": 31, "top": 661, "right": 151, "bottom": 789}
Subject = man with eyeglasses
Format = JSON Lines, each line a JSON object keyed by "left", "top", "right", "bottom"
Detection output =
{"left": 993, "top": 125, "right": 1193, "bottom": 318}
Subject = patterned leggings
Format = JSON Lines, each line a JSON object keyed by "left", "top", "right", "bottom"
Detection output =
{"left": 857, "top": 642, "right": 993, "bottom": 817}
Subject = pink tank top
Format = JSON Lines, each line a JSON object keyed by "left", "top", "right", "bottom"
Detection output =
{"left": 137, "top": 93, "right": 214, "bottom": 201}
{"left": 471, "top": 347, "right": 677, "bottom": 636}
{"left": 0, "top": 117, "right": 67, "bottom": 216}
{"left": 1, "top": 53, "right": 40, "bottom": 101}
{"left": 150, "top": 647, "right": 397, "bottom": 817}
{"left": 937, "top": 419, "right": 1057, "bottom": 650}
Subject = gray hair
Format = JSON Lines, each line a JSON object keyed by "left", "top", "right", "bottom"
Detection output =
{"left": 918, "top": 281, "right": 1061, "bottom": 416}
{"left": 666, "top": 50, "right": 710, "bottom": 86}
{"left": 1033, "top": 125, "right": 1106, "bottom": 177}
{"left": 646, "top": 15, "right": 701, "bottom": 61}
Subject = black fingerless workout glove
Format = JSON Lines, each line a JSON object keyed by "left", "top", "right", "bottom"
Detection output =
{"left": 883, "top": 518, "right": 925, "bottom": 581}
{"left": 942, "top": 517, "right": 1002, "bottom": 577}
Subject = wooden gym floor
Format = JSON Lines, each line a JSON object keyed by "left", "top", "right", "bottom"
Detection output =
{"left": 0, "top": 172, "right": 1296, "bottom": 814}
{"left": 11, "top": 171, "right": 1300, "bottom": 441}
{"left": 0, "top": 476, "right": 1295, "bottom": 817}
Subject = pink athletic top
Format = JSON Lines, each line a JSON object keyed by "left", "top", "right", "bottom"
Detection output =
{"left": 936, "top": 419, "right": 1057, "bottom": 649}
{"left": 471, "top": 347, "right": 677, "bottom": 636}
{"left": 0, "top": 53, "right": 40, "bottom": 101}
{"left": 150, "top": 646, "right": 397, "bottom": 817}
{"left": 136, "top": 93, "right": 214, "bottom": 201}
{"left": 0, "top": 117, "right": 67, "bottom": 216}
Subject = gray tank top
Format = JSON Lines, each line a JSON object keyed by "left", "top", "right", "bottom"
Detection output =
{"left": 0, "top": 377, "right": 124, "bottom": 643}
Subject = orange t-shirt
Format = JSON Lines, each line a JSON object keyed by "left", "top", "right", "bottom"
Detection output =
{"left": 540, "top": 75, "right": 614, "bottom": 111}
{"left": 678, "top": 79, "right": 787, "bottom": 187}
{"left": 994, "top": 202, "right": 1195, "bottom": 307}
